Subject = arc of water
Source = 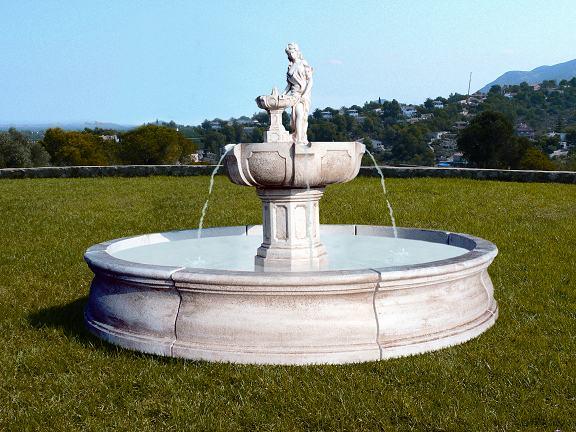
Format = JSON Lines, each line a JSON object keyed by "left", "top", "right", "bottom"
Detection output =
{"left": 197, "top": 146, "right": 234, "bottom": 239}
{"left": 366, "top": 149, "right": 398, "bottom": 238}
{"left": 302, "top": 144, "right": 315, "bottom": 266}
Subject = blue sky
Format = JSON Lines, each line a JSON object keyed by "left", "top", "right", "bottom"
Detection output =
{"left": 1, "top": 0, "right": 575, "bottom": 125}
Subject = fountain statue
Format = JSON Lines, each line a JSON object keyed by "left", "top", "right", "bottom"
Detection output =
{"left": 228, "top": 42, "right": 363, "bottom": 271}
{"left": 283, "top": 42, "right": 313, "bottom": 144}
{"left": 255, "top": 43, "right": 313, "bottom": 145}
{"left": 84, "top": 44, "right": 499, "bottom": 365}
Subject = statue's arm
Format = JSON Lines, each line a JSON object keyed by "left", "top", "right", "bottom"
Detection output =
{"left": 301, "top": 66, "right": 313, "bottom": 99}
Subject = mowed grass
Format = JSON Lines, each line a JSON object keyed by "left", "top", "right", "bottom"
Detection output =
{"left": 0, "top": 175, "right": 574, "bottom": 432}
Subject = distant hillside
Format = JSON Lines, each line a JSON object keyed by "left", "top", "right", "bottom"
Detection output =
{"left": 0, "top": 121, "right": 135, "bottom": 131}
{"left": 479, "top": 58, "right": 576, "bottom": 93}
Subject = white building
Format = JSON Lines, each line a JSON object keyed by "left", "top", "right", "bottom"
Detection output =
{"left": 401, "top": 105, "right": 418, "bottom": 118}
{"left": 100, "top": 135, "right": 119, "bottom": 143}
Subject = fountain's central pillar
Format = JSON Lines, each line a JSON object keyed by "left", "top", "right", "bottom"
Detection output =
{"left": 255, "top": 188, "right": 327, "bottom": 271}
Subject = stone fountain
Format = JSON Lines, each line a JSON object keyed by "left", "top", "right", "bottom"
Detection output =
{"left": 227, "top": 90, "right": 364, "bottom": 270}
{"left": 84, "top": 43, "right": 498, "bottom": 364}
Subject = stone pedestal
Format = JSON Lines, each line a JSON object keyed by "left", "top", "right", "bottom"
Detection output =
{"left": 255, "top": 188, "right": 327, "bottom": 271}
{"left": 265, "top": 108, "right": 291, "bottom": 143}
{"left": 225, "top": 140, "right": 365, "bottom": 271}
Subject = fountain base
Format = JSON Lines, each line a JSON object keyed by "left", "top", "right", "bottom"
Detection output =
{"left": 84, "top": 224, "right": 498, "bottom": 365}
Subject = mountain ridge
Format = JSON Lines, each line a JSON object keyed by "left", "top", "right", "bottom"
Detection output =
{"left": 479, "top": 58, "right": 576, "bottom": 93}
{"left": 0, "top": 121, "right": 135, "bottom": 131}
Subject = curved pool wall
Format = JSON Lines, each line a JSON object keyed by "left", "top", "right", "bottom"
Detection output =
{"left": 84, "top": 224, "right": 498, "bottom": 365}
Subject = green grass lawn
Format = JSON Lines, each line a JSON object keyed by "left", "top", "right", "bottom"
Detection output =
{"left": 0, "top": 175, "right": 574, "bottom": 431}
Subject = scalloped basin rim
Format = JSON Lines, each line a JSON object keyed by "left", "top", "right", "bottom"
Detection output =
{"left": 86, "top": 224, "right": 497, "bottom": 279}
{"left": 225, "top": 141, "right": 366, "bottom": 188}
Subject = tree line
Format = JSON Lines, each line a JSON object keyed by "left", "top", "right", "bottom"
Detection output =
{"left": 184, "top": 77, "right": 576, "bottom": 169}
{"left": 0, "top": 125, "right": 197, "bottom": 168}
{"left": 457, "top": 111, "right": 562, "bottom": 170}
{"left": 2, "top": 77, "right": 576, "bottom": 169}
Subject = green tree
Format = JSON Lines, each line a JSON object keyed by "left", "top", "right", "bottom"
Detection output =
{"left": 202, "top": 131, "right": 226, "bottom": 155}
{"left": 29, "top": 141, "right": 51, "bottom": 166}
{"left": 0, "top": 130, "right": 30, "bottom": 167}
{"left": 119, "top": 125, "right": 196, "bottom": 165}
{"left": 501, "top": 137, "right": 530, "bottom": 170}
{"left": 566, "top": 127, "right": 576, "bottom": 147}
{"left": 42, "top": 128, "right": 110, "bottom": 166}
{"left": 252, "top": 111, "right": 269, "bottom": 126}
{"left": 380, "top": 100, "right": 401, "bottom": 123}
{"left": 536, "top": 135, "right": 560, "bottom": 155}
{"left": 389, "top": 125, "right": 434, "bottom": 166}
{"left": 250, "top": 127, "right": 264, "bottom": 143}
{"left": 518, "top": 146, "right": 555, "bottom": 170}
{"left": 0, "top": 128, "right": 51, "bottom": 168}
{"left": 457, "top": 111, "right": 518, "bottom": 168}
{"left": 308, "top": 122, "right": 343, "bottom": 142}
{"left": 488, "top": 84, "right": 502, "bottom": 95}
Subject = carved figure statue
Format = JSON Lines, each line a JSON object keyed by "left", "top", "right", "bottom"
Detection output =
{"left": 282, "top": 43, "right": 313, "bottom": 144}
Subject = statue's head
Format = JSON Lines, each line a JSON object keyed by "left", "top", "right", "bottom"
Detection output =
{"left": 285, "top": 43, "right": 302, "bottom": 62}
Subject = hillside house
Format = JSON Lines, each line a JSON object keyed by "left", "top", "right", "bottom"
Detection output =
{"left": 100, "top": 135, "right": 119, "bottom": 143}
{"left": 401, "top": 104, "right": 418, "bottom": 118}
{"left": 516, "top": 123, "right": 535, "bottom": 139}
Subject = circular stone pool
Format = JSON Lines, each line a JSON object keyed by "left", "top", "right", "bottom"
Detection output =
{"left": 84, "top": 224, "right": 498, "bottom": 365}
{"left": 110, "top": 232, "right": 469, "bottom": 271}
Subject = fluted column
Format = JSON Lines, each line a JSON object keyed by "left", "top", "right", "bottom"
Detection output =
{"left": 255, "top": 188, "right": 327, "bottom": 271}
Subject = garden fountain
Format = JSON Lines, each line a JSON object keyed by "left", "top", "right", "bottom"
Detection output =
{"left": 84, "top": 44, "right": 498, "bottom": 364}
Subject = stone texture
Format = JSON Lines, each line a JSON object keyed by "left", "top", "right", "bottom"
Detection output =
{"left": 172, "top": 269, "right": 380, "bottom": 364}
{"left": 84, "top": 225, "right": 499, "bottom": 365}
{"left": 84, "top": 249, "right": 183, "bottom": 356}
{"left": 225, "top": 141, "right": 365, "bottom": 188}
{"left": 225, "top": 141, "right": 364, "bottom": 270}
{"left": 256, "top": 87, "right": 292, "bottom": 143}
{"left": 256, "top": 188, "right": 326, "bottom": 271}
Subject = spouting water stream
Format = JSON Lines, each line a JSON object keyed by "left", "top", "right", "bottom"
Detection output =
{"left": 366, "top": 149, "right": 398, "bottom": 238}
{"left": 302, "top": 143, "right": 315, "bottom": 266}
{"left": 197, "top": 145, "right": 234, "bottom": 239}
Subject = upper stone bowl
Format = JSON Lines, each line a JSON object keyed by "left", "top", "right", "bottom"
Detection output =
{"left": 256, "top": 92, "right": 297, "bottom": 111}
{"left": 225, "top": 141, "right": 365, "bottom": 188}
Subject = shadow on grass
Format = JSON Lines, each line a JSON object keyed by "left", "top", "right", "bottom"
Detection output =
{"left": 26, "top": 297, "right": 208, "bottom": 364}
{"left": 27, "top": 297, "right": 149, "bottom": 358}
{"left": 28, "top": 296, "right": 97, "bottom": 346}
